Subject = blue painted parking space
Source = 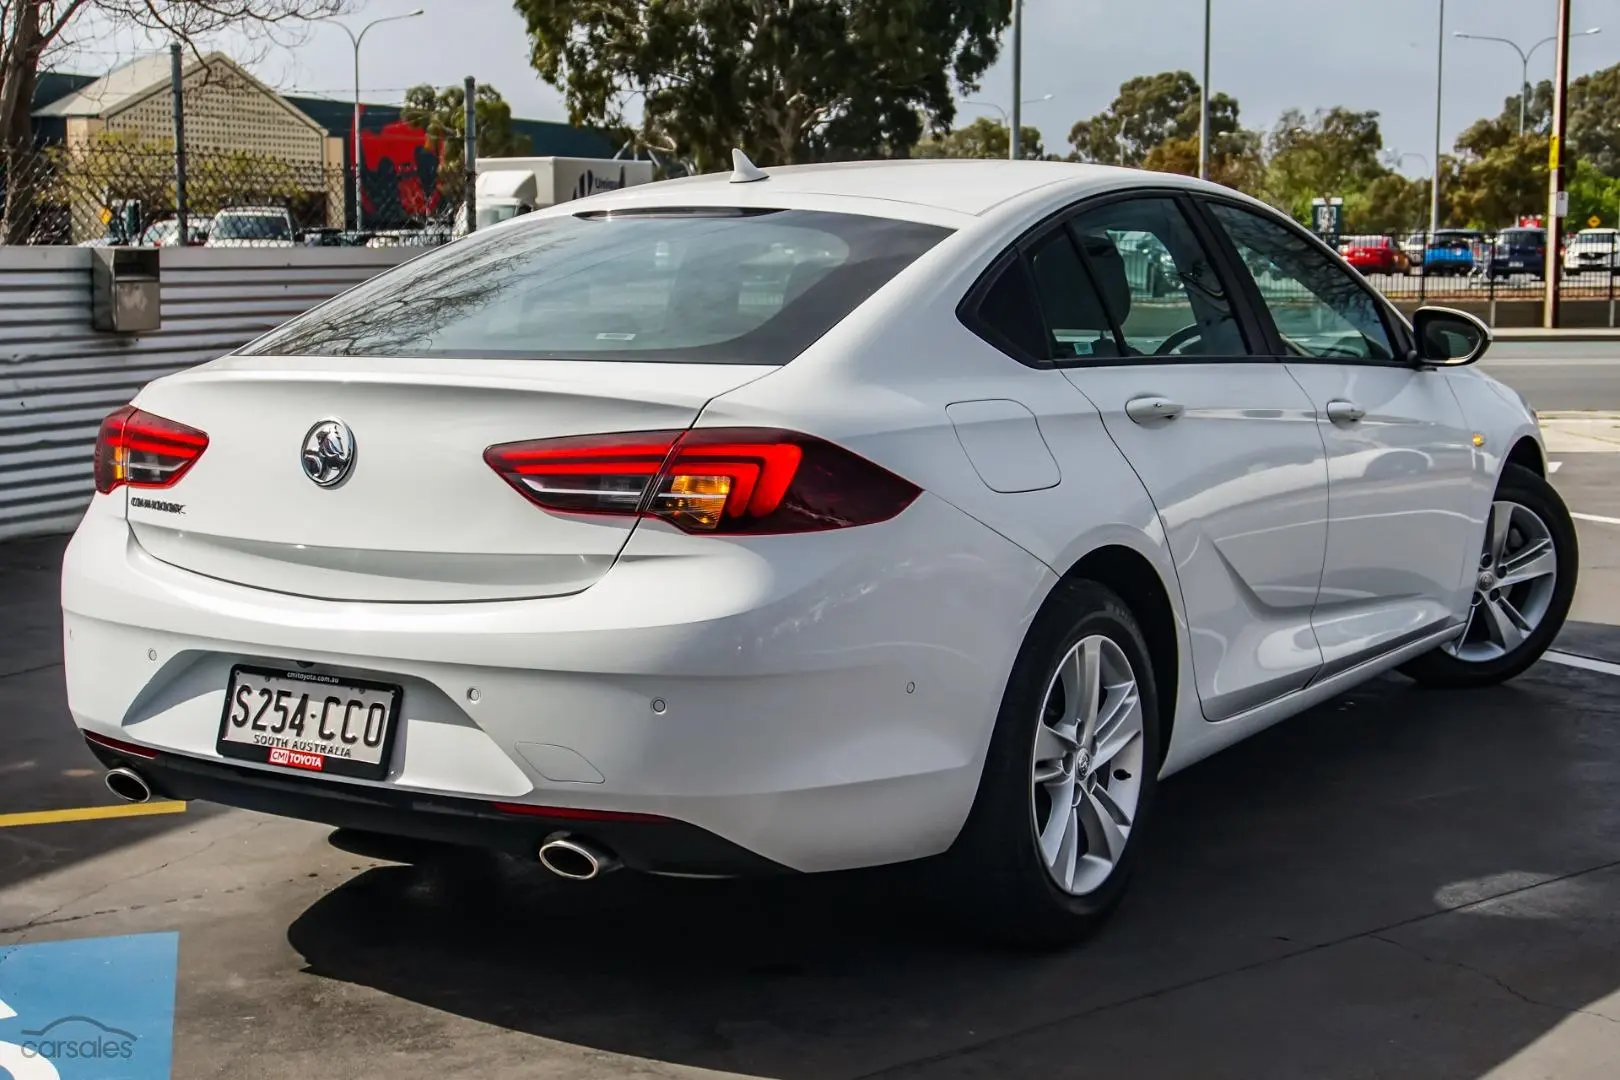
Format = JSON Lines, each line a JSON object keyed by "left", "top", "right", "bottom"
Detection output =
{"left": 0, "top": 933, "right": 177, "bottom": 1080}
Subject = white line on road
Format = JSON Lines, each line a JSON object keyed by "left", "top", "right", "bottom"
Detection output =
{"left": 1549, "top": 460, "right": 1563, "bottom": 473}
{"left": 1572, "top": 511, "right": 1620, "bottom": 526}
{"left": 1544, "top": 650, "right": 1620, "bottom": 678}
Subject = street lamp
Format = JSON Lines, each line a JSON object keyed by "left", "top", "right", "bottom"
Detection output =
{"left": 1430, "top": 0, "right": 1445, "bottom": 239}
{"left": 1455, "top": 26, "right": 1601, "bottom": 134}
{"left": 324, "top": 8, "right": 425, "bottom": 231}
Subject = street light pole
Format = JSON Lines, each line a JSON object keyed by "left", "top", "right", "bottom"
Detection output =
{"left": 1455, "top": 29, "right": 1600, "bottom": 136}
{"left": 1010, "top": 0, "right": 1023, "bottom": 160}
{"left": 1430, "top": 0, "right": 1445, "bottom": 239}
{"left": 1199, "top": 0, "right": 1211, "bottom": 180}
{"left": 1546, "top": 0, "right": 1573, "bottom": 328}
{"left": 326, "top": 9, "right": 425, "bottom": 232}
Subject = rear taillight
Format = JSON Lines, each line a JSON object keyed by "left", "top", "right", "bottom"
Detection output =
{"left": 484, "top": 428, "right": 921, "bottom": 534}
{"left": 93, "top": 405, "right": 209, "bottom": 494}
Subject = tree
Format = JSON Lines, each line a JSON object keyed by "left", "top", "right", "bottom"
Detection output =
{"left": 1262, "top": 107, "right": 1387, "bottom": 222}
{"left": 401, "top": 83, "right": 532, "bottom": 176}
{"left": 1568, "top": 63, "right": 1620, "bottom": 177}
{"left": 913, "top": 116, "right": 1043, "bottom": 160}
{"left": 1447, "top": 120, "right": 1547, "bottom": 227}
{"left": 1141, "top": 129, "right": 1264, "bottom": 193}
{"left": 1566, "top": 158, "right": 1620, "bottom": 230}
{"left": 512, "top": 0, "right": 1009, "bottom": 172}
{"left": 1066, "top": 71, "right": 1240, "bottom": 167}
{"left": 1348, "top": 172, "right": 1429, "bottom": 234}
{"left": 1, "top": 0, "right": 351, "bottom": 243}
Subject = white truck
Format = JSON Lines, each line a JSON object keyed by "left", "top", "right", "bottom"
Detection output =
{"left": 455, "top": 156, "right": 656, "bottom": 236}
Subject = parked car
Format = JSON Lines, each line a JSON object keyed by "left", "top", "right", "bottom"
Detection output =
{"left": 1562, "top": 228, "right": 1620, "bottom": 274}
{"left": 138, "top": 218, "right": 208, "bottom": 248}
{"left": 1400, "top": 232, "right": 1427, "bottom": 266}
{"left": 365, "top": 226, "right": 452, "bottom": 249}
{"left": 1423, "top": 230, "right": 1482, "bottom": 276}
{"left": 1339, "top": 234, "right": 1408, "bottom": 275}
{"left": 204, "top": 206, "right": 296, "bottom": 248}
{"left": 66, "top": 159, "right": 1573, "bottom": 946}
{"left": 1486, "top": 227, "right": 1547, "bottom": 279}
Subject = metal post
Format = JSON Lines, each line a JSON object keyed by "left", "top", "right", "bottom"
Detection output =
{"left": 1199, "top": 0, "right": 1211, "bottom": 180}
{"left": 1608, "top": 239, "right": 1616, "bottom": 327}
{"left": 1519, "top": 53, "right": 1529, "bottom": 136}
{"left": 1487, "top": 231, "right": 1497, "bottom": 326}
{"left": 1545, "top": 0, "right": 1572, "bottom": 328}
{"left": 169, "top": 44, "right": 188, "bottom": 245}
{"left": 351, "top": 42, "right": 363, "bottom": 231}
{"left": 464, "top": 76, "right": 478, "bottom": 233}
{"left": 1009, "top": 0, "right": 1022, "bottom": 161}
{"left": 1430, "top": 0, "right": 1445, "bottom": 238}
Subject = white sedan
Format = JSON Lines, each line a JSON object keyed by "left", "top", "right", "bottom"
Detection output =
{"left": 63, "top": 157, "right": 1575, "bottom": 945}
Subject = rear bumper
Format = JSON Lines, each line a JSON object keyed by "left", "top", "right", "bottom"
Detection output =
{"left": 85, "top": 737, "right": 782, "bottom": 875}
{"left": 62, "top": 491, "right": 1053, "bottom": 873}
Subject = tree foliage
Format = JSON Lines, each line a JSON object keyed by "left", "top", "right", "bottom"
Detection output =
{"left": 1066, "top": 70, "right": 1240, "bottom": 167}
{"left": 401, "top": 83, "right": 532, "bottom": 174}
{"left": 913, "top": 115, "right": 1043, "bottom": 160}
{"left": 1569, "top": 64, "right": 1620, "bottom": 176}
{"left": 3, "top": 0, "right": 352, "bottom": 240}
{"left": 513, "top": 0, "right": 1008, "bottom": 172}
{"left": 1262, "top": 107, "right": 1386, "bottom": 220}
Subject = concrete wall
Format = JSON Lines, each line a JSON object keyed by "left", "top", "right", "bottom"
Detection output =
{"left": 0, "top": 246, "right": 414, "bottom": 540}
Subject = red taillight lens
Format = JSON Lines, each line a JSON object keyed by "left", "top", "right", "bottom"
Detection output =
{"left": 484, "top": 427, "right": 921, "bottom": 534}
{"left": 93, "top": 405, "right": 210, "bottom": 495}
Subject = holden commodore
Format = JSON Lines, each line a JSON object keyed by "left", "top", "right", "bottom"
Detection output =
{"left": 63, "top": 155, "right": 1574, "bottom": 945}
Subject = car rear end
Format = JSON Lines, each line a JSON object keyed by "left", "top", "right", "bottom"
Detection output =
{"left": 1424, "top": 231, "right": 1478, "bottom": 276}
{"left": 1341, "top": 235, "right": 1396, "bottom": 274}
{"left": 1564, "top": 230, "right": 1620, "bottom": 274}
{"left": 1490, "top": 228, "right": 1547, "bottom": 278}
{"left": 61, "top": 200, "right": 1050, "bottom": 877}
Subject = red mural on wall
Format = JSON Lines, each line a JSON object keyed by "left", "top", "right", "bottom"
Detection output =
{"left": 356, "top": 112, "right": 446, "bottom": 221}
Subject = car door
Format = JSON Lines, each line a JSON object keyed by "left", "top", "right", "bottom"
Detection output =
{"left": 1038, "top": 193, "right": 1330, "bottom": 722}
{"left": 1200, "top": 199, "right": 1477, "bottom": 676}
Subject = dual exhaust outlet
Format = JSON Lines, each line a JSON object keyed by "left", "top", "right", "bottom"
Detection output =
{"left": 106, "top": 767, "right": 618, "bottom": 882}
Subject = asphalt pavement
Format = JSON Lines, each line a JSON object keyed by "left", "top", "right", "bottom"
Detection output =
{"left": 4, "top": 429, "right": 1620, "bottom": 1078}
{"left": 1482, "top": 340, "right": 1620, "bottom": 412}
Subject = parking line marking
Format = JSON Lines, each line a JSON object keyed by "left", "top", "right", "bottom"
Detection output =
{"left": 1544, "top": 650, "right": 1620, "bottom": 678}
{"left": 0, "top": 801, "right": 186, "bottom": 828}
{"left": 1572, "top": 511, "right": 1620, "bottom": 526}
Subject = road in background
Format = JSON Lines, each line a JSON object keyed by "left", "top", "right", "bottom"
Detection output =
{"left": 1482, "top": 341, "right": 1620, "bottom": 411}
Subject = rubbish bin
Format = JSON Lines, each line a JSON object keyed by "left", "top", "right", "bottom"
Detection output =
{"left": 91, "top": 247, "right": 161, "bottom": 333}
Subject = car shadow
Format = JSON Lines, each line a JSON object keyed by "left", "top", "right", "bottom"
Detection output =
{"left": 286, "top": 659, "right": 1620, "bottom": 1078}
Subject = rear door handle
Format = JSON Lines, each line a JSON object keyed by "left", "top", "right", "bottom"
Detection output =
{"left": 1325, "top": 399, "right": 1365, "bottom": 423}
{"left": 1125, "top": 396, "right": 1184, "bottom": 424}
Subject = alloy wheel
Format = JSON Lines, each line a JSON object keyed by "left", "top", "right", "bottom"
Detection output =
{"left": 1029, "top": 635, "right": 1146, "bottom": 896}
{"left": 1443, "top": 499, "right": 1559, "bottom": 663}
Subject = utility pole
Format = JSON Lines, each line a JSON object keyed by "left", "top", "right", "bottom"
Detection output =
{"left": 1430, "top": 0, "right": 1445, "bottom": 238}
{"left": 168, "top": 44, "right": 188, "bottom": 245}
{"left": 1545, "top": 0, "right": 1573, "bottom": 328}
{"left": 1199, "top": 0, "right": 1211, "bottom": 180}
{"left": 1009, "top": 0, "right": 1023, "bottom": 161}
{"left": 464, "top": 76, "right": 478, "bottom": 234}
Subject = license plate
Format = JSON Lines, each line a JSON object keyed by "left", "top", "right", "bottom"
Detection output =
{"left": 217, "top": 665, "right": 401, "bottom": 780}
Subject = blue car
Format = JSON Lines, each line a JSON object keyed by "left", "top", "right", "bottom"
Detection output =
{"left": 1424, "top": 230, "right": 1481, "bottom": 276}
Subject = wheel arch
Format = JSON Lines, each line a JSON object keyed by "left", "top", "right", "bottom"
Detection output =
{"left": 1505, "top": 435, "right": 1545, "bottom": 478}
{"left": 1043, "top": 544, "right": 1180, "bottom": 767}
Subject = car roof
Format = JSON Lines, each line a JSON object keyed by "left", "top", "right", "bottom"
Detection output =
{"left": 551, "top": 159, "right": 1208, "bottom": 225}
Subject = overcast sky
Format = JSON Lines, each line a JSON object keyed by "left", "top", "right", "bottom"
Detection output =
{"left": 62, "top": 0, "right": 1614, "bottom": 176}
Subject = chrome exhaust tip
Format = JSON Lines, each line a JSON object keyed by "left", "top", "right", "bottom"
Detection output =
{"left": 104, "top": 767, "right": 152, "bottom": 804}
{"left": 537, "top": 835, "right": 617, "bottom": 881}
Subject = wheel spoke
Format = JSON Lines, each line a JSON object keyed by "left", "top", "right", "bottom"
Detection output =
{"left": 1091, "top": 781, "right": 1135, "bottom": 831}
{"left": 1072, "top": 637, "right": 1103, "bottom": 748}
{"left": 1488, "top": 501, "right": 1515, "bottom": 566}
{"left": 1447, "top": 601, "right": 1479, "bottom": 655}
{"left": 1498, "top": 539, "right": 1555, "bottom": 588}
{"left": 1078, "top": 787, "right": 1128, "bottom": 863}
{"left": 1482, "top": 593, "right": 1530, "bottom": 651}
{"left": 1092, "top": 689, "right": 1143, "bottom": 768}
{"left": 1039, "top": 791, "right": 1078, "bottom": 868}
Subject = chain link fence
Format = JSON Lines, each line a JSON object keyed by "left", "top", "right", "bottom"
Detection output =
{"left": 1, "top": 139, "right": 465, "bottom": 249}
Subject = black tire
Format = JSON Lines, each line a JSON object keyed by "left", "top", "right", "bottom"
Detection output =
{"left": 939, "top": 579, "right": 1162, "bottom": 949}
{"left": 1400, "top": 464, "right": 1577, "bottom": 688}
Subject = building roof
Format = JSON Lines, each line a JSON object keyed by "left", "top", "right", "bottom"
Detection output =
{"left": 31, "top": 71, "right": 98, "bottom": 111}
{"left": 34, "top": 52, "right": 176, "bottom": 116}
{"left": 33, "top": 52, "right": 324, "bottom": 136}
{"left": 283, "top": 94, "right": 620, "bottom": 159}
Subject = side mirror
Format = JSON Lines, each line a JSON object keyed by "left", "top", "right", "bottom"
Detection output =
{"left": 1411, "top": 306, "right": 1491, "bottom": 367}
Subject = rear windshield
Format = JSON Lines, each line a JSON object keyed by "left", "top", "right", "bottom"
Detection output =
{"left": 215, "top": 213, "right": 290, "bottom": 240}
{"left": 241, "top": 208, "right": 951, "bottom": 364}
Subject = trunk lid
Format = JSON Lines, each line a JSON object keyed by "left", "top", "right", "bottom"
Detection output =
{"left": 127, "top": 355, "right": 771, "bottom": 601}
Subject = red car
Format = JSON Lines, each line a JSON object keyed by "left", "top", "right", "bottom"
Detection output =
{"left": 1338, "top": 234, "right": 1409, "bottom": 275}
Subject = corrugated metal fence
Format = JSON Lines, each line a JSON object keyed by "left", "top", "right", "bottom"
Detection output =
{"left": 0, "top": 246, "right": 413, "bottom": 541}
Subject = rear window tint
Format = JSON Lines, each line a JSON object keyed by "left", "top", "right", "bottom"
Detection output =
{"left": 241, "top": 209, "right": 950, "bottom": 364}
